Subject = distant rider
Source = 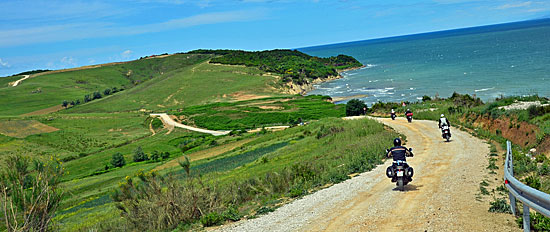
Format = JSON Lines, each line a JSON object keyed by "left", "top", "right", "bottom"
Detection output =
{"left": 390, "top": 109, "right": 396, "bottom": 118}
{"left": 387, "top": 138, "right": 413, "bottom": 180}
{"left": 438, "top": 114, "right": 450, "bottom": 129}
{"left": 405, "top": 109, "right": 412, "bottom": 116}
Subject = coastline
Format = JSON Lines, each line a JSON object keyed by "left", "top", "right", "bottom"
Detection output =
{"left": 284, "top": 65, "right": 365, "bottom": 95}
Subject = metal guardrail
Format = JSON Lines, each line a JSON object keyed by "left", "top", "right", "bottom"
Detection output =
{"left": 504, "top": 140, "right": 550, "bottom": 231}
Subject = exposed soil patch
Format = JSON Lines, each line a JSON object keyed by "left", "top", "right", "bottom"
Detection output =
{"left": 258, "top": 105, "right": 284, "bottom": 110}
{"left": 463, "top": 114, "right": 539, "bottom": 148}
{"left": 0, "top": 120, "right": 59, "bottom": 138}
{"left": 21, "top": 105, "right": 64, "bottom": 116}
{"left": 229, "top": 91, "right": 271, "bottom": 101}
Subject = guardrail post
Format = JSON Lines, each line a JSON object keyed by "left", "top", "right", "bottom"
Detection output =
{"left": 507, "top": 141, "right": 517, "bottom": 215}
{"left": 523, "top": 204, "right": 530, "bottom": 232}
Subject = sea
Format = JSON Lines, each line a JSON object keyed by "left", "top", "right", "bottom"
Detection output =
{"left": 299, "top": 18, "right": 550, "bottom": 105}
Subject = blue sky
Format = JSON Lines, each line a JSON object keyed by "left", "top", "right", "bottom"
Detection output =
{"left": 1, "top": 0, "right": 549, "bottom": 76}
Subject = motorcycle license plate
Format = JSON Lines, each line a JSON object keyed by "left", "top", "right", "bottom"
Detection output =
{"left": 397, "top": 171, "right": 404, "bottom": 177}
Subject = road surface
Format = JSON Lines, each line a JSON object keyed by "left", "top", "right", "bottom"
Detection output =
{"left": 217, "top": 117, "right": 519, "bottom": 232}
{"left": 10, "top": 75, "right": 30, "bottom": 87}
{"left": 150, "top": 113, "right": 230, "bottom": 136}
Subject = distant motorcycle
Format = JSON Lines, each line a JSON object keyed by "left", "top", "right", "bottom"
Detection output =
{"left": 390, "top": 112, "right": 396, "bottom": 120}
{"left": 406, "top": 112, "right": 413, "bottom": 123}
{"left": 386, "top": 148, "right": 414, "bottom": 191}
{"left": 441, "top": 125, "right": 451, "bottom": 142}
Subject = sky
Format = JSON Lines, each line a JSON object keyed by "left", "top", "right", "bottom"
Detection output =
{"left": 1, "top": 0, "right": 549, "bottom": 76}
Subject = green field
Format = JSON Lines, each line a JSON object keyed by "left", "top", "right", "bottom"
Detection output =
{"left": 0, "top": 50, "right": 395, "bottom": 231}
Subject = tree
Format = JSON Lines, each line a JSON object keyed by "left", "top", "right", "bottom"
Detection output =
{"left": 150, "top": 151, "right": 160, "bottom": 162}
{"left": 62, "top": 100, "right": 68, "bottom": 108}
{"left": 133, "top": 146, "right": 149, "bottom": 162}
{"left": 111, "top": 152, "right": 126, "bottom": 168}
{"left": 160, "top": 152, "right": 170, "bottom": 160}
{"left": 112, "top": 87, "right": 118, "bottom": 93}
{"left": 422, "top": 95, "right": 432, "bottom": 102}
{"left": 70, "top": 100, "right": 75, "bottom": 106}
{"left": 75, "top": 99, "right": 81, "bottom": 105}
{"left": 0, "top": 155, "right": 64, "bottom": 231}
{"left": 84, "top": 94, "right": 91, "bottom": 103}
{"left": 346, "top": 99, "right": 367, "bottom": 116}
{"left": 93, "top": 91, "right": 102, "bottom": 100}
{"left": 104, "top": 88, "right": 111, "bottom": 96}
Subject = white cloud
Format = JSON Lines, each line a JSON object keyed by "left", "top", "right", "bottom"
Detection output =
{"left": 0, "top": 10, "right": 267, "bottom": 47}
{"left": 496, "top": 1, "right": 532, "bottom": 10}
{"left": 88, "top": 58, "right": 96, "bottom": 64}
{"left": 60, "top": 56, "right": 77, "bottom": 67}
{"left": 0, "top": 58, "right": 10, "bottom": 68}
{"left": 121, "top": 50, "right": 133, "bottom": 59}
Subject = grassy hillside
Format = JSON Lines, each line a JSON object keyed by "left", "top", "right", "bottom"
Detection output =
{"left": 0, "top": 54, "right": 211, "bottom": 116}
{"left": 0, "top": 49, "right": 375, "bottom": 231}
{"left": 68, "top": 61, "right": 283, "bottom": 113}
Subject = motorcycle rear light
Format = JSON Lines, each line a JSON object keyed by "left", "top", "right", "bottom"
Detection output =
{"left": 505, "top": 179, "right": 509, "bottom": 184}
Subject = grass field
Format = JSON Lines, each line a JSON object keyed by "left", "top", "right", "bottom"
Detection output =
{"left": 174, "top": 95, "right": 345, "bottom": 130}
{"left": 0, "top": 54, "right": 211, "bottom": 116}
{"left": 0, "top": 50, "right": 385, "bottom": 231}
{"left": 68, "top": 61, "right": 283, "bottom": 113}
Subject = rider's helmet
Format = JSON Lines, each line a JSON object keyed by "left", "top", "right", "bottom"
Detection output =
{"left": 441, "top": 114, "right": 445, "bottom": 118}
{"left": 391, "top": 109, "right": 395, "bottom": 113}
{"left": 407, "top": 109, "right": 410, "bottom": 111}
{"left": 393, "top": 138, "right": 402, "bottom": 146}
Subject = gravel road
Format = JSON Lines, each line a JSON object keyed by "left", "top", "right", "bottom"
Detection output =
{"left": 216, "top": 117, "right": 519, "bottom": 232}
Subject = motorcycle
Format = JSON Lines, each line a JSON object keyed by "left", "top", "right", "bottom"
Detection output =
{"left": 385, "top": 148, "right": 414, "bottom": 191}
{"left": 390, "top": 112, "right": 396, "bottom": 120}
{"left": 406, "top": 112, "right": 413, "bottom": 123}
{"left": 441, "top": 125, "right": 451, "bottom": 142}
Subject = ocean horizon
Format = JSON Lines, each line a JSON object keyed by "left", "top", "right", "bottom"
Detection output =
{"left": 299, "top": 18, "right": 550, "bottom": 105}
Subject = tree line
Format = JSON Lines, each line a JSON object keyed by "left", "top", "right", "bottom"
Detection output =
{"left": 62, "top": 87, "right": 124, "bottom": 108}
{"left": 189, "top": 49, "right": 363, "bottom": 85}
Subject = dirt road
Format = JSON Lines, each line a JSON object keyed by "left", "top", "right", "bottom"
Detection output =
{"left": 10, "top": 75, "right": 30, "bottom": 87}
{"left": 218, "top": 117, "right": 519, "bottom": 232}
{"left": 150, "top": 113, "right": 230, "bottom": 136}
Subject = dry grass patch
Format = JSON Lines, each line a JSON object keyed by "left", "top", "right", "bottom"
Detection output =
{"left": 21, "top": 105, "right": 64, "bottom": 116}
{"left": 0, "top": 120, "right": 59, "bottom": 138}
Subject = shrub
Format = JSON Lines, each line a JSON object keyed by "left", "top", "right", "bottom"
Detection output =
{"left": 345, "top": 99, "right": 367, "bottom": 116}
{"left": 111, "top": 152, "right": 126, "bottom": 168}
{"left": 103, "top": 88, "right": 111, "bottom": 96}
{"left": 488, "top": 198, "right": 510, "bottom": 213}
{"left": 160, "top": 152, "right": 170, "bottom": 160}
{"left": 133, "top": 146, "right": 149, "bottom": 162}
{"left": 112, "top": 172, "right": 224, "bottom": 231}
{"left": 422, "top": 95, "right": 432, "bottom": 102}
{"left": 0, "top": 155, "right": 64, "bottom": 231}
{"left": 93, "top": 91, "right": 102, "bottom": 100}
{"left": 524, "top": 175, "right": 541, "bottom": 190}
{"left": 150, "top": 151, "right": 160, "bottom": 162}
{"left": 200, "top": 212, "right": 224, "bottom": 227}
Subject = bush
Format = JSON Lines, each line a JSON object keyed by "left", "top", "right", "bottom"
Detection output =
{"left": 345, "top": 99, "right": 367, "bottom": 116}
{"left": 524, "top": 175, "right": 541, "bottom": 190}
{"left": 422, "top": 95, "right": 432, "bottom": 102}
{"left": 133, "top": 146, "right": 149, "bottom": 162}
{"left": 200, "top": 212, "right": 225, "bottom": 227}
{"left": 0, "top": 155, "right": 64, "bottom": 231}
{"left": 111, "top": 152, "right": 126, "bottom": 168}
{"left": 488, "top": 198, "right": 510, "bottom": 213}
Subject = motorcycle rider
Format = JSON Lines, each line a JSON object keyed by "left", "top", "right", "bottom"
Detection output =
{"left": 438, "top": 114, "right": 450, "bottom": 128}
{"left": 390, "top": 109, "right": 396, "bottom": 119}
{"left": 405, "top": 109, "right": 412, "bottom": 116}
{"left": 386, "top": 138, "right": 413, "bottom": 180}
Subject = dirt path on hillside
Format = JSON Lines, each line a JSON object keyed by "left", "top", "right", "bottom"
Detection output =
{"left": 10, "top": 75, "right": 30, "bottom": 87}
{"left": 151, "top": 113, "right": 231, "bottom": 136}
{"left": 217, "top": 118, "right": 519, "bottom": 232}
